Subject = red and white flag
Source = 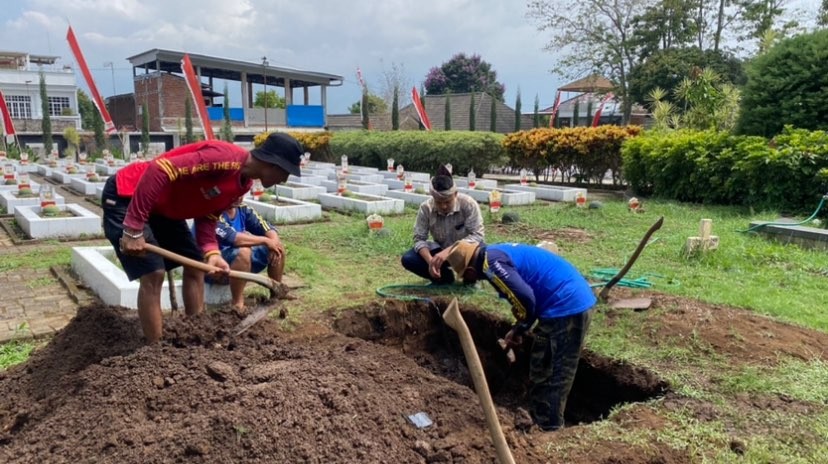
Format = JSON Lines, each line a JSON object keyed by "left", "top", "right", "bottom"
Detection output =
{"left": 592, "top": 92, "right": 615, "bottom": 127}
{"left": 181, "top": 54, "right": 214, "bottom": 140}
{"left": 66, "top": 26, "right": 116, "bottom": 134}
{"left": 548, "top": 90, "right": 562, "bottom": 128}
{"left": 0, "top": 89, "right": 17, "bottom": 142}
{"left": 411, "top": 87, "right": 431, "bottom": 131}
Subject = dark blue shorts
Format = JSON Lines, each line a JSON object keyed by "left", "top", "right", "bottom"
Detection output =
{"left": 221, "top": 245, "right": 270, "bottom": 274}
{"left": 101, "top": 176, "right": 203, "bottom": 281}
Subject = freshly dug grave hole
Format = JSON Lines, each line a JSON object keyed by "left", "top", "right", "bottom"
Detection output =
{"left": 333, "top": 299, "right": 671, "bottom": 426}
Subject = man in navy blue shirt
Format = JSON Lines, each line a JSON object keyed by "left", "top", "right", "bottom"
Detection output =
{"left": 213, "top": 199, "right": 285, "bottom": 311}
{"left": 446, "top": 240, "right": 597, "bottom": 431}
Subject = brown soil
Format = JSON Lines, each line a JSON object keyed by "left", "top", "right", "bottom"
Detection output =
{"left": 491, "top": 222, "right": 593, "bottom": 245}
{"left": 0, "top": 292, "right": 825, "bottom": 463}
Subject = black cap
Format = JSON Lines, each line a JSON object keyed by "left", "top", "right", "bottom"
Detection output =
{"left": 250, "top": 132, "right": 303, "bottom": 176}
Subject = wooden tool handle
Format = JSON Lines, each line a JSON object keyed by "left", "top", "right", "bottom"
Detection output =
{"left": 143, "top": 243, "right": 277, "bottom": 291}
{"left": 598, "top": 216, "right": 664, "bottom": 302}
{"left": 443, "top": 298, "right": 516, "bottom": 464}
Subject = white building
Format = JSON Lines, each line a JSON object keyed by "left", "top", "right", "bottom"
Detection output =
{"left": 0, "top": 51, "right": 82, "bottom": 135}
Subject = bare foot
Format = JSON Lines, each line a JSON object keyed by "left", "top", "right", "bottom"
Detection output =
{"left": 232, "top": 305, "right": 247, "bottom": 317}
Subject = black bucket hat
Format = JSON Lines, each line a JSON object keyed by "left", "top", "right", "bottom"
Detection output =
{"left": 250, "top": 132, "right": 303, "bottom": 176}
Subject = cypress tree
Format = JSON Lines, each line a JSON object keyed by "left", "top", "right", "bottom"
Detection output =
{"left": 533, "top": 94, "right": 540, "bottom": 128}
{"left": 391, "top": 86, "right": 399, "bottom": 130}
{"left": 585, "top": 100, "right": 593, "bottom": 127}
{"left": 514, "top": 90, "right": 522, "bottom": 132}
{"left": 573, "top": 101, "right": 580, "bottom": 127}
{"left": 39, "top": 72, "right": 53, "bottom": 153}
{"left": 490, "top": 94, "right": 497, "bottom": 132}
{"left": 221, "top": 83, "right": 234, "bottom": 141}
{"left": 444, "top": 94, "right": 451, "bottom": 130}
{"left": 361, "top": 91, "right": 370, "bottom": 130}
{"left": 469, "top": 93, "right": 476, "bottom": 131}
{"left": 92, "top": 110, "right": 106, "bottom": 153}
{"left": 141, "top": 103, "right": 150, "bottom": 154}
{"left": 184, "top": 97, "right": 194, "bottom": 144}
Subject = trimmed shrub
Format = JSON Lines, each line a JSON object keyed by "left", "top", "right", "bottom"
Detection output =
{"left": 254, "top": 131, "right": 334, "bottom": 161}
{"left": 329, "top": 131, "right": 506, "bottom": 175}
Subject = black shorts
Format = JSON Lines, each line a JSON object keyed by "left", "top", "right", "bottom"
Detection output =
{"left": 101, "top": 176, "right": 203, "bottom": 281}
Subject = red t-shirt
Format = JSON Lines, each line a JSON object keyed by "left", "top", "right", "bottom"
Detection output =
{"left": 116, "top": 140, "right": 252, "bottom": 253}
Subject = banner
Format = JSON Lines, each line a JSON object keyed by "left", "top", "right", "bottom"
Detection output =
{"left": 66, "top": 26, "right": 116, "bottom": 134}
{"left": 548, "top": 90, "right": 562, "bottom": 128}
{"left": 180, "top": 54, "right": 214, "bottom": 140}
{"left": 592, "top": 93, "right": 615, "bottom": 127}
{"left": 411, "top": 87, "right": 431, "bottom": 131}
{"left": 0, "top": 89, "right": 16, "bottom": 142}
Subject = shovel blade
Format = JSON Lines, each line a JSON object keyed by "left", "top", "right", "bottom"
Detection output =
{"left": 610, "top": 297, "right": 653, "bottom": 310}
{"left": 232, "top": 306, "right": 272, "bottom": 336}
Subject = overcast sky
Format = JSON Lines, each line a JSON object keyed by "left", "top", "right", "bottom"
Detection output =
{"left": 1, "top": 0, "right": 570, "bottom": 114}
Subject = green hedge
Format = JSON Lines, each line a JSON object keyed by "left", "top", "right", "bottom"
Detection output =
{"left": 622, "top": 128, "right": 828, "bottom": 212}
{"left": 328, "top": 130, "right": 506, "bottom": 176}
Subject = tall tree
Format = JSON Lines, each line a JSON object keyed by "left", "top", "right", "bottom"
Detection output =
{"left": 734, "top": 0, "right": 795, "bottom": 44}
{"left": 348, "top": 94, "right": 387, "bottom": 115}
{"left": 424, "top": 53, "right": 506, "bottom": 101}
{"left": 490, "top": 94, "right": 497, "bottom": 132}
{"left": 528, "top": 0, "right": 647, "bottom": 122}
{"left": 254, "top": 90, "right": 286, "bottom": 109}
{"left": 377, "top": 61, "right": 412, "bottom": 111}
{"left": 39, "top": 72, "right": 52, "bottom": 153}
{"left": 514, "top": 90, "right": 522, "bottom": 132}
{"left": 92, "top": 110, "right": 106, "bottom": 152}
{"left": 469, "top": 93, "right": 476, "bottom": 131}
{"left": 533, "top": 95, "right": 541, "bottom": 128}
{"left": 820, "top": 0, "right": 828, "bottom": 27}
{"left": 141, "top": 103, "right": 150, "bottom": 154}
{"left": 444, "top": 94, "right": 452, "bottom": 130}
{"left": 631, "top": 0, "right": 698, "bottom": 59}
{"left": 220, "top": 83, "right": 234, "bottom": 142}
{"left": 361, "top": 91, "right": 370, "bottom": 129}
{"left": 184, "top": 97, "right": 195, "bottom": 144}
{"left": 391, "top": 86, "right": 400, "bottom": 130}
{"left": 77, "top": 89, "right": 96, "bottom": 130}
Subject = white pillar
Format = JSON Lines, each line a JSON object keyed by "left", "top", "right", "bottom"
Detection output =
{"left": 240, "top": 71, "right": 248, "bottom": 128}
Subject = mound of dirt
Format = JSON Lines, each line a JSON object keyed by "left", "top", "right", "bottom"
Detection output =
{"left": 1, "top": 304, "right": 556, "bottom": 463}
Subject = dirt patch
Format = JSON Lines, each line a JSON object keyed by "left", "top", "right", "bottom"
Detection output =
{"left": 2, "top": 291, "right": 825, "bottom": 463}
{"left": 608, "top": 290, "right": 828, "bottom": 364}
{"left": 491, "top": 222, "right": 593, "bottom": 245}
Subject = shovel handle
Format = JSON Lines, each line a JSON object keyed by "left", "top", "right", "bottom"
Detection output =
{"left": 598, "top": 216, "right": 664, "bottom": 302}
{"left": 143, "top": 243, "right": 277, "bottom": 291}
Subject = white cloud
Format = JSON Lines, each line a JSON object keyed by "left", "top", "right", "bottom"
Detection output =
{"left": 2, "top": 0, "right": 568, "bottom": 113}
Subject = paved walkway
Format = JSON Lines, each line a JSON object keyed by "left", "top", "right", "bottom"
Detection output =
{"left": 0, "top": 173, "right": 103, "bottom": 342}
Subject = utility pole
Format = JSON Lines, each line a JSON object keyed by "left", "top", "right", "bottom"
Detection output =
{"left": 103, "top": 62, "right": 116, "bottom": 96}
{"left": 24, "top": 80, "right": 32, "bottom": 131}
{"left": 261, "top": 56, "right": 269, "bottom": 132}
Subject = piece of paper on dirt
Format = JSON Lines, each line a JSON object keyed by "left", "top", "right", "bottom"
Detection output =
{"left": 407, "top": 412, "right": 433, "bottom": 429}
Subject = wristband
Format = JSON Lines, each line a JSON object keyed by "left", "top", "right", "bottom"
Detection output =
{"left": 203, "top": 250, "right": 220, "bottom": 261}
{"left": 122, "top": 230, "right": 144, "bottom": 239}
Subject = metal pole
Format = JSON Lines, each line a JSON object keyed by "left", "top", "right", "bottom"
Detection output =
{"left": 24, "top": 80, "right": 32, "bottom": 132}
{"left": 262, "top": 56, "right": 269, "bottom": 132}
{"left": 104, "top": 62, "right": 116, "bottom": 96}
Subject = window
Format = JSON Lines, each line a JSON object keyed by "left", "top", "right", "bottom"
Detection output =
{"left": 5, "top": 95, "right": 31, "bottom": 119}
{"left": 48, "top": 96, "right": 71, "bottom": 116}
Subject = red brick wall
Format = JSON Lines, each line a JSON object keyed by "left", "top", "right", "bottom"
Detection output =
{"left": 133, "top": 72, "right": 191, "bottom": 131}
{"left": 107, "top": 94, "right": 136, "bottom": 130}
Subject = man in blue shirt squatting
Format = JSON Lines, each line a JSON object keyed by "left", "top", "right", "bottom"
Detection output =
{"left": 213, "top": 198, "right": 285, "bottom": 312}
{"left": 445, "top": 240, "right": 597, "bottom": 432}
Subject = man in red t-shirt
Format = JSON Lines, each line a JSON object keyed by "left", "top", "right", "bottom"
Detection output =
{"left": 101, "top": 132, "right": 302, "bottom": 343}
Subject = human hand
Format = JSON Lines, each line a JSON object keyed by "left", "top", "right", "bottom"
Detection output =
{"left": 503, "top": 328, "right": 523, "bottom": 350}
{"left": 119, "top": 230, "right": 147, "bottom": 256}
{"left": 266, "top": 237, "right": 284, "bottom": 264}
{"left": 428, "top": 250, "right": 448, "bottom": 278}
{"left": 206, "top": 254, "right": 230, "bottom": 277}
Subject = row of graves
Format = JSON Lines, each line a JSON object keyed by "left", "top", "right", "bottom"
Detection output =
{"left": 2, "top": 151, "right": 588, "bottom": 311}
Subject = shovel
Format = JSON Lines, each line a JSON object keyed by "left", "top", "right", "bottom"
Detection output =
{"left": 143, "top": 243, "right": 288, "bottom": 332}
{"left": 598, "top": 216, "right": 663, "bottom": 310}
